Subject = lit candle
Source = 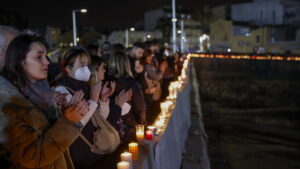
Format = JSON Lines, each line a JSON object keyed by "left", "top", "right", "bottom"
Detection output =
{"left": 121, "top": 152, "right": 132, "bottom": 161}
{"left": 178, "top": 76, "right": 182, "bottom": 82}
{"left": 160, "top": 102, "right": 168, "bottom": 116}
{"left": 147, "top": 126, "right": 155, "bottom": 131}
{"left": 155, "top": 120, "right": 164, "bottom": 129}
{"left": 120, "top": 152, "right": 133, "bottom": 169}
{"left": 128, "top": 142, "right": 138, "bottom": 153}
{"left": 145, "top": 129, "right": 153, "bottom": 140}
{"left": 135, "top": 124, "right": 144, "bottom": 141}
{"left": 154, "top": 128, "right": 161, "bottom": 135}
{"left": 136, "top": 131, "right": 144, "bottom": 141}
{"left": 158, "top": 115, "right": 165, "bottom": 122}
{"left": 117, "top": 161, "right": 130, "bottom": 169}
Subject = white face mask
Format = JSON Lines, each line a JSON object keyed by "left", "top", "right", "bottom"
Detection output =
{"left": 74, "top": 66, "right": 91, "bottom": 81}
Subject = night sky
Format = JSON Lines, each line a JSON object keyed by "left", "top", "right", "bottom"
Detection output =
{"left": 1, "top": 0, "right": 249, "bottom": 30}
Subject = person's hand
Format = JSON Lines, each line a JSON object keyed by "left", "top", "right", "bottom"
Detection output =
{"left": 159, "top": 61, "right": 168, "bottom": 72}
{"left": 64, "top": 91, "right": 89, "bottom": 123}
{"left": 145, "top": 87, "right": 156, "bottom": 94}
{"left": 53, "top": 92, "right": 68, "bottom": 107}
{"left": 115, "top": 90, "right": 128, "bottom": 108}
{"left": 100, "top": 81, "right": 116, "bottom": 102}
{"left": 126, "top": 89, "right": 132, "bottom": 102}
{"left": 90, "top": 81, "right": 102, "bottom": 102}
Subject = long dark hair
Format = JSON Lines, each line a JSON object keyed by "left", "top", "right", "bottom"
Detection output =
{"left": 140, "top": 49, "right": 153, "bottom": 65}
{"left": 1, "top": 34, "right": 47, "bottom": 88}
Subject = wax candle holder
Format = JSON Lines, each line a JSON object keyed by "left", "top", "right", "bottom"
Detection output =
{"left": 145, "top": 129, "right": 153, "bottom": 140}
{"left": 155, "top": 120, "right": 164, "bottom": 129}
{"left": 120, "top": 152, "right": 133, "bottom": 169}
{"left": 128, "top": 142, "right": 138, "bottom": 153}
{"left": 117, "top": 161, "right": 130, "bottom": 169}
{"left": 147, "top": 126, "right": 155, "bottom": 131}
{"left": 154, "top": 128, "right": 161, "bottom": 136}
{"left": 121, "top": 152, "right": 132, "bottom": 162}
{"left": 135, "top": 124, "right": 144, "bottom": 141}
{"left": 128, "top": 142, "right": 139, "bottom": 161}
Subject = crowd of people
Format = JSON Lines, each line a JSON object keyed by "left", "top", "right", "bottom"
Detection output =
{"left": 0, "top": 25, "right": 185, "bottom": 169}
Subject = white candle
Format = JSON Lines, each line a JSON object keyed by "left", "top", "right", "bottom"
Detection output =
{"left": 121, "top": 152, "right": 132, "bottom": 162}
{"left": 160, "top": 102, "right": 168, "bottom": 116}
{"left": 136, "top": 131, "right": 144, "bottom": 141}
{"left": 155, "top": 120, "right": 164, "bottom": 128}
{"left": 117, "top": 161, "right": 130, "bottom": 169}
{"left": 135, "top": 125, "right": 144, "bottom": 141}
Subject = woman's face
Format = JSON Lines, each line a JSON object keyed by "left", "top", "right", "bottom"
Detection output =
{"left": 145, "top": 54, "right": 153, "bottom": 64}
{"left": 22, "top": 42, "right": 49, "bottom": 82}
{"left": 67, "top": 55, "right": 90, "bottom": 78}
{"left": 97, "top": 63, "right": 106, "bottom": 81}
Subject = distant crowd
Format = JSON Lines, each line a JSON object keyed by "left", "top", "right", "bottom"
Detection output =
{"left": 0, "top": 25, "right": 187, "bottom": 169}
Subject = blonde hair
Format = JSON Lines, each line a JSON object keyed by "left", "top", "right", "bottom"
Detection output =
{"left": 107, "top": 52, "right": 133, "bottom": 79}
{"left": 89, "top": 55, "right": 105, "bottom": 85}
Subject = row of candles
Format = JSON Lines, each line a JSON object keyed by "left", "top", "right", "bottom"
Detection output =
{"left": 117, "top": 57, "right": 191, "bottom": 169}
{"left": 189, "top": 53, "right": 300, "bottom": 61}
{"left": 117, "top": 142, "right": 138, "bottom": 169}
{"left": 117, "top": 125, "right": 156, "bottom": 169}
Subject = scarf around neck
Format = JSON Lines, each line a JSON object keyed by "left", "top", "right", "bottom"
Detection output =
{"left": 21, "top": 80, "right": 58, "bottom": 124}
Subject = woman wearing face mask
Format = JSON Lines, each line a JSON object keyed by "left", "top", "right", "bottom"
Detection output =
{"left": 52, "top": 47, "right": 103, "bottom": 169}
{"left": 0, "top": 34, "right": 89, "bottom": 169}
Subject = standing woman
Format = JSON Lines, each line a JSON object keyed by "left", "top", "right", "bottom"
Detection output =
{"left": 0, "top": 34, "right": 88, "bottom": 169}
{"left": 52, "top": 47, "right": 105, "bottom": 169}
{"left": 89, "top": 55, "right": 130, "bottom": 142}
{"left": 107, "top": 52, "right": 147, "bottom": 130}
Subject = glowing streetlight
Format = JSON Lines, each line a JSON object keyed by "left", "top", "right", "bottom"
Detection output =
{"left": 80, "top": 9, "right": 87, "bottom": 13}
{"left": 130, "top": 27, "right": 135, "bottom": 31}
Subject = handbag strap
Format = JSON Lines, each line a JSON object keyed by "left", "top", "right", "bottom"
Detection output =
{"left": 79, "top": 133, "right": 93, "bottom": 148}
{"left": 144, "top": 72, "right": 154, "bottom": 88}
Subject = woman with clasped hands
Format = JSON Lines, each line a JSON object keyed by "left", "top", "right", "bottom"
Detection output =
{"left": 0, "top": 34, "right": 89, "bottom": 169}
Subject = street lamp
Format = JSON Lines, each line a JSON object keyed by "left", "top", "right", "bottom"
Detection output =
{"left": 172, "top": 0, "right": 177, "bottom": 53}
{"left": 125, "top": 27, "right": 135, "bottom": 48}
{"left": 72, "top": 8, "right": 87, "bottom": 46}
{"left": 130, "top": 27, "right": 135, "bottom": 31}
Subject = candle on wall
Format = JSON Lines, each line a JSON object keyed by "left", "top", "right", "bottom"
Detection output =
{"left": 160, "top": 102, "right": 168, "bottom": 116}
{"left": 135, "top": 124, "right": 144, "bottom": 141}
{"left": 128, "top": 142, "right": 138, "bottom": 161}
{"left": 167, "top": 100, "right": 174, "bottom": 109}
{"left": 145, "top": 129, "right": 153, "bottom": 140}
{"left": 121, "top": 152, "right": 132, "bottom": 162}
{"left": 155, "top": 120, "right": 164, "bottom": 129}
{"left": 117, "top": 161, "right": 130, "bottom": 169}
{"left": 179, "top": 76, "right": 182, "bottom": 81}
{"left": 147, "top": 126, "right": 155, "bottom": 131}
{"left": 128, "top": 142, "right": 138, "bottom": 153}
{"left": 154, "top": 128, "right": 161, "bottom": 135}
